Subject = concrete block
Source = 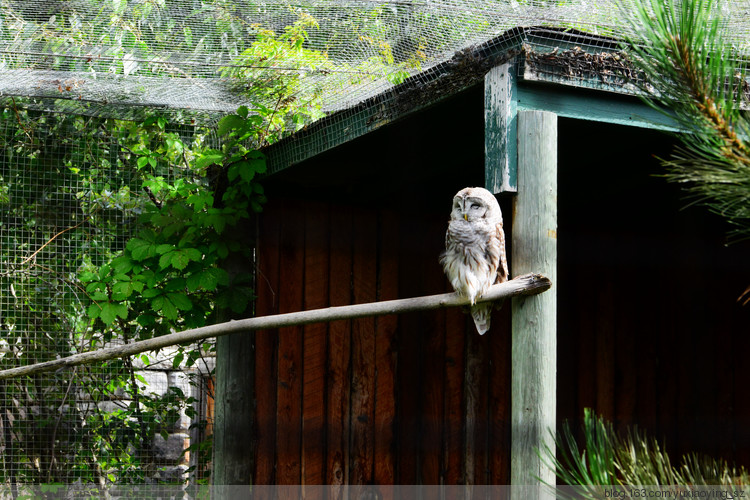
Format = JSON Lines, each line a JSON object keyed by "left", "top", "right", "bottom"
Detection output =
{"left": 168, "top": 371, "right": 192, "bottom": 397}
{"left": 153, "top": 432, "right": 190, "bottom": 464}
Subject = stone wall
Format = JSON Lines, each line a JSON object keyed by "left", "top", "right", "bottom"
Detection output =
{"left": 78, "top": 346, "right": 215, "bottom": 484}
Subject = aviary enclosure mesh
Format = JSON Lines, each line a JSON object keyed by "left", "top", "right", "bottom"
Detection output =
{"left": 0, "top": 0, "right": 748, "bottom": 490}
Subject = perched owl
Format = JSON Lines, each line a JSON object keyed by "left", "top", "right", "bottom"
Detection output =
{"left": 440, "top": 187, "right": 509, "bottom": 335}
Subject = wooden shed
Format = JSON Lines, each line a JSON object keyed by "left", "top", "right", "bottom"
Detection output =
{"left": 211, "top": 27, "right": 750, "bottom": 488}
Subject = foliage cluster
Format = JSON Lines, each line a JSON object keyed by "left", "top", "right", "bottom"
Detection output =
{"left": 0, "top": 100, "right": 267, "bottom": 488}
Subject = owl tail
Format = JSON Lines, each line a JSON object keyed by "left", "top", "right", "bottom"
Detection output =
{"left": 470, "top": 303, "right": 492, "bottom": 335}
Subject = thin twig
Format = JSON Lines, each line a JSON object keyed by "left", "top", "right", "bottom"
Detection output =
{"left": 19, "top": 221, "right": 85, "bottom": 266}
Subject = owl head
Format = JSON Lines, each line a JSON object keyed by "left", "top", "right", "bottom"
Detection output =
{"left": 450, "top": 187, "right": 501, "bottom": 223}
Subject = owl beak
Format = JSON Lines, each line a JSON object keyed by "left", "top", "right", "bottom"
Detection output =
{"left": 463, "top": 213, "right": 468, "bottom": 221}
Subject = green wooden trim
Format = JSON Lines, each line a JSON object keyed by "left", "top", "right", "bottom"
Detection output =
{"left": 517, "top": 82, "right": 680, "bottom": 132}
{"left": 484, "top": 63, "right": 518, "bottom": 193}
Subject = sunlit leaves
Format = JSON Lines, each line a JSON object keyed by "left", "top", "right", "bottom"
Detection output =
{"left": 126, "top": 236, "right": 158, "bottom": 261}
{"left": 151, "top": 293, "right": 192, "bottom": 321}
{"left": 87, "top": 301, "right": 128, "bottom": 326}
{"left": 83, "top": 104, "right": 265, "bottom": 334}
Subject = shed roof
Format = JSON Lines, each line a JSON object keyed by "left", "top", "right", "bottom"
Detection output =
{"left": 263, "top": 26, "right": 678, "bottom": 176}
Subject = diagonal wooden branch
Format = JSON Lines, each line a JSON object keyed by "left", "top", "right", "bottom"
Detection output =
{"left": 0, "top": 273, "right": 551, "bottom": 380}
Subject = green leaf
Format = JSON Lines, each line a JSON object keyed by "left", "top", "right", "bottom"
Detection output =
{"left": 100, "top": 302, "right": 128, "bottom": 325}
{"left": 164, "top": 277, "right": 187, "bottom": 291}
{"left": 162, "top": 221, "right": 186, "bottom": 239}
{"left": 195, "top": 153, "right": 224, "bottom": 169}
{"left": 207, "top": 214, "right": 226, "bottom": 234}
{"left": 87, "top": 303, "right": 101, "bottom": 320}
{"left": 137, "top": 313, "right": 156, "bottom": 326}
{"left": 218, "top": 114, "right": 245, "bottom": 136}
{"left": 161, "top": 297, "right": 178, "bottom": 320}
{"left": 141, "top": 287, "right": 162, "bottom": 299}
{"left": 213, "top": 267, "right": 230, "bottom": 286}
{"left": 111, "top": 281, "right": 133, "bottom": 300}
{"left": 167, "top": 292, "right": 193, "bottom": 311}
{"left": 159, "top": 251, "right": 174, "bottom": 270}
{"left": 172, "top": 351, "right": 185, "bottom": 369}
{"left": 156, "top": 243, "right": 175, "bottom": 255}
{"left": 137, "top": 156, "right": 150, "bottom": 169}
{"left": 111, "top": 255, "right": 135, "bottom": 274}
{"left": 170, "top": 251, "right": 190, "bottom": 270}
{"left": 237, "top": 105, "right": 249, "bottom": 119}
{"left": 79, "top": 271, "right": 98, "bottom": 282}
{"left": 187, "top": 267, "right": 225, "bottom": 291}
{"left": 212, "top": 241, "right": 229, "bottom": 259}
{"left": 247, "top": 151, "right": 267, "bottom": 173}
{"left": 185, "top": 248, "right": 203, "bottom": 262}
{"left": 218, "top": 285, "right": 254, "bottom": 314}
{"left": 227, "top": 161, "right": 242, "bottom": 181}
{"left": 151, "top": 295, "right": 164, "bottom": 311}
{"left": 128, "top": 238, "right": 156, "bottom": 261}
{"left": 186, "top": 273, "right": 202, "bottom": 292}
{"left": 187, "top": 193, "right": 212, "bottom": 211}
{"left": 98, "top": 264, "right": 112, "bottom": 280}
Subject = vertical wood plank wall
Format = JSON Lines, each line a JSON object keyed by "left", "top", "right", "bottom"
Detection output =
{"left": 253, "top": 197, "right": 513, "bottom": 485}
{"left": 246, "top": 111, "right": 750, "bottom": 487}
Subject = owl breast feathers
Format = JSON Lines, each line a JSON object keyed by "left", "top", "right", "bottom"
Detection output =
{"left": 440, "top": 187, "right": 508, "bottom": 335}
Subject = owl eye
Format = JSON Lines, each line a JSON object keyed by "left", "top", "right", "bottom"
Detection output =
{"left": 470, "top": 203, "right": 482, "bottom": 210}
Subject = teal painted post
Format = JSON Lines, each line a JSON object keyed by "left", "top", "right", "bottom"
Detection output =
{"left": 511, "top": 110, "right": 557, "bottom": 497}
{"left": 485, "top": 62, "right": 518, "bottom": 193}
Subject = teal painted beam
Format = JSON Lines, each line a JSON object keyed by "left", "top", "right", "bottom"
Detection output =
{"left": 517, "top": 82, "right": 680, "bottom": 132}
{"left": 485, "top": 62, "right": 518, "bottom": 193}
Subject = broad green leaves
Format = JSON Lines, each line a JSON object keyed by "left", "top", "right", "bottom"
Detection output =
{"left": 84, "top": 107, "right": 264, "bottom": 331}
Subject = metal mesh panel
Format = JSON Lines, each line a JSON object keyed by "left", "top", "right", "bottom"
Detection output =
{"left": 2, "top": 0, "right": 747, "bottom": 123}
{"left": 0, "top": 104, "right": 215, "bottom": 490}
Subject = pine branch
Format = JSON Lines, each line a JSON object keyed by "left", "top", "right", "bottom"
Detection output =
{"left": 622, "top": 0, "right": 750, "bottom": 240}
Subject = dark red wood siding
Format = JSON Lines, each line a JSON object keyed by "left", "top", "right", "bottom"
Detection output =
{"left": 247, "top": 90, "right": 750, "bottom": 486}
{"left": 252, "top": 197, "right": 513, "bottom": 485}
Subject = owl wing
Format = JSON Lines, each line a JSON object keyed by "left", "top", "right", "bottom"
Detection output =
{"left": 494, "top": 222, "right": 509, "bottom": 284}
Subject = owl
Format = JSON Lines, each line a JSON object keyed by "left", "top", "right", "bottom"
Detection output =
{"left": 440, "top": 187, "right": 508, "bottom": 335}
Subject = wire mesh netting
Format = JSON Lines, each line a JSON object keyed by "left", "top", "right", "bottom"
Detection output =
{"left": 0, "top": 107, "right": 215, "bottom": 492}
{"left": 2, "top": 0, "right": 748, "bottom": 122}
{"left": 1, "top": 0, "right": 750, "bottom": 492}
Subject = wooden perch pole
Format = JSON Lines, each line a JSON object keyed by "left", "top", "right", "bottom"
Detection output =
{"left": 0, "top": 273, "right": 550, "bottom": 380}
